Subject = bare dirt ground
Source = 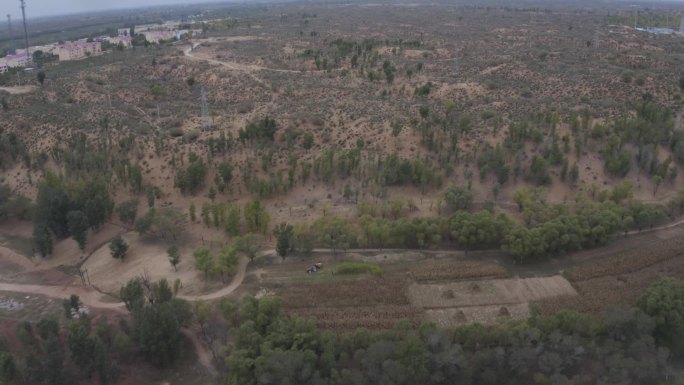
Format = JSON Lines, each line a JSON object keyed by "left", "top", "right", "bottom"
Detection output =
{"left": 408, "top": 276, "right": 576, "bottom": 327}
{"left": 0, "top": 85, "right": 36, "bottom": 94}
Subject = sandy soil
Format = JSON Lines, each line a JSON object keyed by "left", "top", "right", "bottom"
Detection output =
{"left": 82, "top": 232, "right": 206, "bottom": 295}
{"left": 409, "top": 275, "right": 576, "bottom": 328}
{"left": 0, "top": 85, "right": 36, "bottom": 94}
{"left": 426, "top": 303, "right": 529, "bottom": 328}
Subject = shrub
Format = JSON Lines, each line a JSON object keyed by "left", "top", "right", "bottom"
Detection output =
{"left": 168, "top": 127, "right": 184, "bottom": 138}
{"left": 335, "top": 262, "right": 383, "bottom": 276}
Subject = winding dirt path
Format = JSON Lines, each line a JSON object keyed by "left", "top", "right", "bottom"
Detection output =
{"left": 182, "top": 39, "right": 333, "bottom": 74}
{"left": 0, "top": 214, "right": 682, "bottom": 374}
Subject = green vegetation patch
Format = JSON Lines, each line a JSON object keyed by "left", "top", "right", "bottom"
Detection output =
{"left": 1, "top": 235, "right": 34, "bottom": 258}
{"left": 335, "top": 262, "right": 383, "bottom": 276}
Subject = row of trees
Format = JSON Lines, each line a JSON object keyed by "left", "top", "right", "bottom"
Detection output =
{"left": 278, "top": 186, "right": 674, "bottom": 262}
{"left": 195, "top": 199, "right": 271, "bottom": 236}
{"left": 221, "top": 278, "right": 682, "bottom": 385}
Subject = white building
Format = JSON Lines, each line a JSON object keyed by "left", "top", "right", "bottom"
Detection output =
{"left": 142, "top": 30, "right": 177, "bottom": 43}
{"left": 106, "top": 35, "right": 132, "bottom": 48}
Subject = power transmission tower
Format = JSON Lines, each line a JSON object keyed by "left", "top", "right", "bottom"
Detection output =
{"left": 453, "top": 50, "right": 459, "bottom": 78}
{"left": 19, "top": 0, "right": 30, "bottom": 62}
{"left": 634, "top": 11, "right": 638, "bottom": 29}
{"left": 593, "top": 27, "right": 600, "bottom": 50}
{"left": 200, "top": 86, "right": 211, "bottom": 130}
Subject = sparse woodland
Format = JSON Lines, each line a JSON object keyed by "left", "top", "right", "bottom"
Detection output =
{"left": 0, "top": 2, "right": 684, "bottom": 384}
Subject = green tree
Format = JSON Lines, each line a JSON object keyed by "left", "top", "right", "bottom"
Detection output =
{"left": 109, "top": 235, "right": 128, "bottom": 261}
{"left": 216, "top": 246, "right": 238, "bottom": 282}
{"left": 638, "top": 278, "right": 684, "bottom": 343}
{"left": 116, "top": 199, "right": 139, "bottom": 225}
{"left": 134, "top": 209, "right": 154, "bottom": 236}
{"left": 66, "top": 210, "right": 88, "bottom": 250}
{"left": 234, "top": 233, "right": 264, "bottom": 262}
{"left": 175, "top": 152, "right": 207, "bottom": 194}
{"left": 313, "top": 216, "right": 355, "bottom": 255}
{"left": 68, "top": 317, "right": 96, "bottom": 377}
{"left": 34, "top": 224, "right": 53, "bottom": 257}
{"left": 302, "top": 132, "right": 314, "bottom": 149}
{"left": 189, "top": 203, "right": 196, "bottom": 222}
{"left": 167, "top": 245, "right": 180, "bottom": 271}
{"left": 0, "top": 350, "right": 14, "bottom": 384}
{"left": 444, "top": 185, "right": 473, "bottom": 212}
{"left": 193, "top": 247, "right": 214, "bottom": 279}
{"left": 244, "top": 199, "right": 270, "bottom": 234}
{"left": 119, "top": 279, "right": 144, "bottom": 312}
{"left": 273, "top": 222, "right": 294, "bottom": 259}
{"left": 225, "top": 204, "right": 240, "bottom": 236}
{"left": 120, "top": 277, "right": 191, "bottom": 367}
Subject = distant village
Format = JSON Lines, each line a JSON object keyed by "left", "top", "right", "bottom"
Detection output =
{"left": 0, "top": 20, "right": 201, "bottom": 74}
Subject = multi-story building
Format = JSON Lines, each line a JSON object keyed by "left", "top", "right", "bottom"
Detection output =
{"left": 107, "top": 35, "right": 133, "bottom": 48}
{"left": 142, "top": 30, "right": 177, "bottom": 43}
{"left": 53, "top": 41, "right": 102, "bottom": 61}
{"left": 1, "top": 51, "right": 31, "bottom": 68}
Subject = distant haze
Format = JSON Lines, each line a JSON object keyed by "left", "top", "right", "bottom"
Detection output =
{"left": 0, "top": 0, "right": 235, "bottom": 19}
{"left": 2, "top": 0, "right": 684, "bottom": 20}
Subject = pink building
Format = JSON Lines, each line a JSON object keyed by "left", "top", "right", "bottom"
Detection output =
{"left": 54, "top": 41, "right": 102, "bottom": 61}
{"left": 1, "top": 51, "right": 31, "bottom": 68}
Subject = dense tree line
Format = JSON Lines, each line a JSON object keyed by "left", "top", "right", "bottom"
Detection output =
{"left": 33, "top": 172, "right": 114, "bottom": 256}
{"left": 119, "top": 278, "right": 192, "bottom": 366}
{"left": 282, "top": 185, "right": 675, "bottom": 263}
{"left": 221, "top": 278, "right": 681, "bottom": 385}
{"left": 0, "top": 184, "right": 32, "bottom": 221}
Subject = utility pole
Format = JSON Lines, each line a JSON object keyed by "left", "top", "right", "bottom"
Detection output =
{"left": 20, "top": 0, "right": 30, "bottom": 63}
{"left": 6, "top": 14, "right": 11, "bottom": 54}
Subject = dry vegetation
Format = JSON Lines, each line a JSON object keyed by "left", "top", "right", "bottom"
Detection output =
{"left": 409, "top": 259, "right": 509, "bottom": 282}
{"left": 535, "top": 237, "right": 684, "bottom": 315}
{"left": 275, "top": 276, "right": 421, "bottom": 329}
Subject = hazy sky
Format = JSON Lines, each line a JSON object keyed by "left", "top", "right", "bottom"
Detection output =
{"left": 0, "top": 0, "right": 227, "bottom": 19}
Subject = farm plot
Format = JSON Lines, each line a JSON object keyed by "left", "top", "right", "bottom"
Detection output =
{"left": 409, "top": 276, "right": 577, "bottom": 327}
{"left": 426, "top": 304, "right": 529, "bottom": 329}
{"left": 564, "top": 238, "right": 684, "bottom": 281}
{"left": 535, "top": 240, "right": 684, "bottom": 316}
{"left": 410, "top": 260, "right": 509, "bottom": 282}
{"left": 275, "top": 276, "right": 420, "bottom": 329}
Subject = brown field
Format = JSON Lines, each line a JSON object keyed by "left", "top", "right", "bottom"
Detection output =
{"left": 535, "top": 238, "right": 684, "bottom": 316}
{"left": 410, "top": 259, "right": 509, "bottom": 282}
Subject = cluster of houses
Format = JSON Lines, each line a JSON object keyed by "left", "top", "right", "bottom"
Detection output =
{"left": 0, "top": 20, "right": 198, "bottom": 74}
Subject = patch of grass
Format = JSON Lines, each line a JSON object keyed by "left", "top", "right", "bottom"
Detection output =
{"left": 1, "top": 235, "right": 34, "bottom": 258}
{"left": 335, "top": 262, "right": 383, "bottom": 276}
